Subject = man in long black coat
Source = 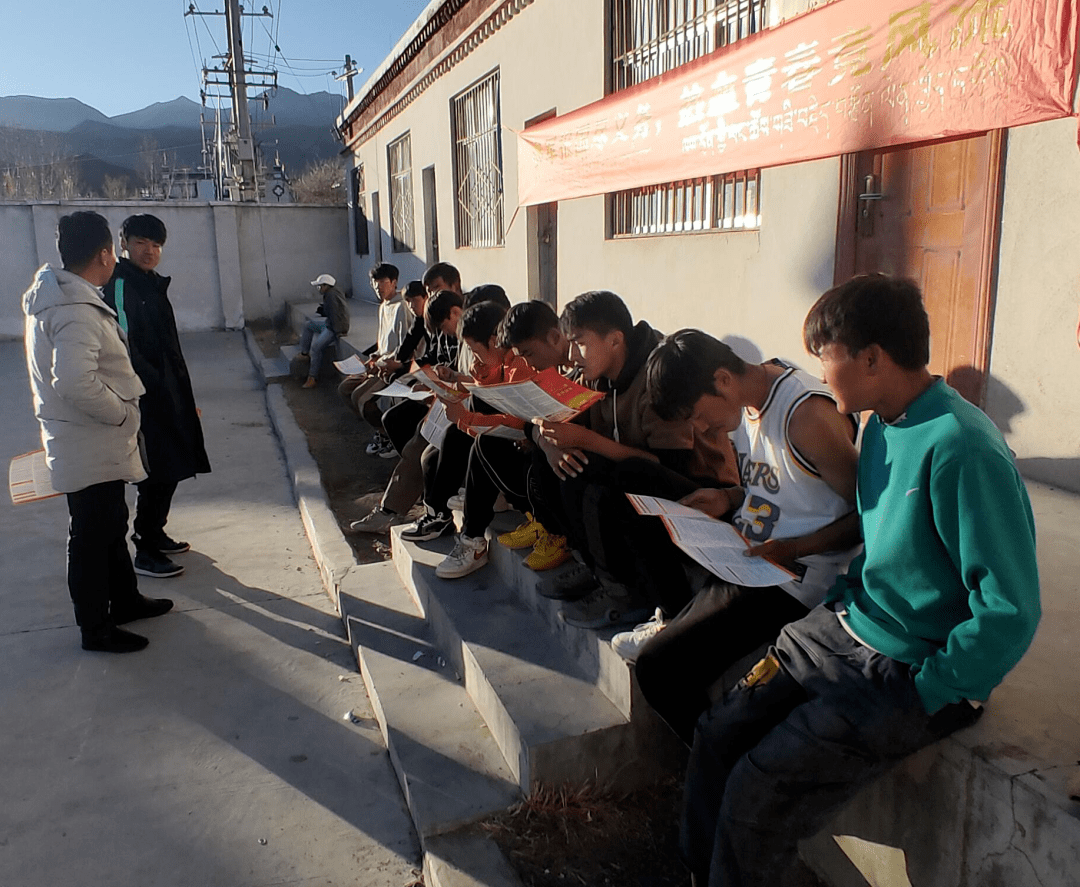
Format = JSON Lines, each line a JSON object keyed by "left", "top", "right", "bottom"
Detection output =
{"left": 103, "top": 214, "right": 211, "bottom": 579}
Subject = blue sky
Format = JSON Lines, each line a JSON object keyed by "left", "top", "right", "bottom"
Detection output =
{"left": 0, "top": 0, "right": 429, "bottom": 117}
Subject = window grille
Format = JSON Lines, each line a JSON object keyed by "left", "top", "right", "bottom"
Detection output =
{"left": 388, "top": 133, "right": 415, "bottom": 253}
{"left": 352, "top": 164, "right": 369, "bottom": 255}
{"left": 607, "top": 1, "right": 766, "bottom": 236}
{"left": 610, "top": 0, "right": 768, "bottom": 91}
{"left": 609, "top": 170, "right": 761, "bottom": 236}
{"left": 451, "top": 71, "right": 504, "bottom": 248}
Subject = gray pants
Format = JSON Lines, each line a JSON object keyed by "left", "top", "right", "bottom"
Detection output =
{"left": 681, "top": 604, "right": 982, "bottom": 887}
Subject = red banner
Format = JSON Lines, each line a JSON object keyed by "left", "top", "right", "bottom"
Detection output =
{"left": 517, "top": 0, "right": 1079, "bottom": 206}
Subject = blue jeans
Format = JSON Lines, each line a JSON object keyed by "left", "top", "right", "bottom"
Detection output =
{"left": 299, "top": 320, "right": 338, "bottom": 378}
{"left": 681, "top": 604, "right": 982, "bottom": 887}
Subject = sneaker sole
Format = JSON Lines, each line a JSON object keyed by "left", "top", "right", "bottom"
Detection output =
{"left": 436, "top": 554, "right": 489, "bottom": 580}
{"left": 134, "top": 566, "right": 185, "bottom": 579}
{"left": 559, "top": 606, "right": 651, "bottom": 631}
{"left": 158, "top": 545, "right": 190, "bottom": 555}
{"left": 349, "top": 522, "right": 393, "bottom": 535}
{"left": 535, "top": 581, "right": 599, "bottom": 601}
{"left": 401, "top": 529, "right": 453, "bottom": 543}
{"left": 525, "top": 551, "right": 573, "bottom": 571}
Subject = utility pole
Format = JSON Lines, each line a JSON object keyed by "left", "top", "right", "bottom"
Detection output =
{"left": 335, "top": 55, "right": 362, "bottom": 102}
{"left": 225, "top": 0, "right": 257, "bottom": 201}
{"left": 185, "top": 2, "right": 275, "bottom": 202}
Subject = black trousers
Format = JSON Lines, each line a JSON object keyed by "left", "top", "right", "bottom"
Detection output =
{"left": 420, "top": 425, "right": 474, "bottom": 517}
{"left": 382, "top": 399, "right": 430, "bottom": 455}
{"left": 527, "top": 444, "right": 569, "bottom": 537}
{"left": 67, "top": 480, "right": 140, "bottom": 635}
{"left": 635, "top": 580, "right": 810, "bottom": 746}
{"left": 559, "top": 455, "right": 718, "bottom": 616}
{"left": 462, "top": 435, "right": 530, "bottom": 538}
{"left": 133, "top": 477, "right": 179, "bottom": 550}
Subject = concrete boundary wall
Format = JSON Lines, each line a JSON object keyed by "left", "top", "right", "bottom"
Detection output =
{"left": 0, "top": 201, "right": 350, "bottom": 338}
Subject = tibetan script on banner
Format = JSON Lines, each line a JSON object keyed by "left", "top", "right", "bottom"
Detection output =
{"left": 517, "top": 0, "right": 1078, "bottom": 205}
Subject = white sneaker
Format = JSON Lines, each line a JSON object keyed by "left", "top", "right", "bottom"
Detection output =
{"left": 611, "top": 608, "right": 666, "bottom": 663}
{"left": 435, "top": 534, "right": 489, "bottom": 579}
{"left": 348, "top": 507, "right": 399, "bottom": 534}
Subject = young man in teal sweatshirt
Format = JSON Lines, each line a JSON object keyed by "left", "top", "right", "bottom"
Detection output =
{"left": 680, "top": 274, "right": 1041, "bottom": 887}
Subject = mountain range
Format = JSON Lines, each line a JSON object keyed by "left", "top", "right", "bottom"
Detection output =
{"left": 0, "top": 88, "right": 347, "bottom": 195}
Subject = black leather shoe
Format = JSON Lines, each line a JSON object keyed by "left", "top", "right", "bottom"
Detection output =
{"left": 81, "top": 626, "right": 149, "bottom": 653}
{"left": 113, "top": 595, "right": 174, "bottom": 624}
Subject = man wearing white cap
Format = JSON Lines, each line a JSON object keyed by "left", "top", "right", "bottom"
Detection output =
{"left": 299, "top": 273, "right": 349, "bottom": 388}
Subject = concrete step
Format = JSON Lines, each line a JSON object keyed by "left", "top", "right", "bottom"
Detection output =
{"left": 481, "top": 513, "right": 637, "bottom": 719}
{"left": 338, "top": 562, "right": 523, "bottom": 887}
{"left": 391, "top": 527, "right": 652, "bottom": 792}
{"left": 338, "top": 561, "right": 520, "bottom": 837}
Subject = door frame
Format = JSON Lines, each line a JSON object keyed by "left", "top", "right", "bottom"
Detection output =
{"left": 833, "top": 131, "right": 1007, "bottom": 402}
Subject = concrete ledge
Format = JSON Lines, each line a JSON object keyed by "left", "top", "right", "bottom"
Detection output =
{"left": 264, "top": 384, "right": 354, "bottom": 598}
{"left": 243, "top": 324, "right": 528, "bottom": 885}
{"left": 339, "top": 563, "right": 520, "bottom": 837}
{"left": 485, "top": 525, "right": 634, "bottom": 719}
{"left": 424, "top": 832, "right": 523, "bottom": 887}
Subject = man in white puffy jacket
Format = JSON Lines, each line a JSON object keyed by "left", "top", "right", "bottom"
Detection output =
{"left": 23, "top": 211, "right": 172, "bottom": 653}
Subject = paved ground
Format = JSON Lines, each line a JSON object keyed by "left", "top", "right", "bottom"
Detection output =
{"left": 0, "top": 332, "right": 421, "bottom": 887}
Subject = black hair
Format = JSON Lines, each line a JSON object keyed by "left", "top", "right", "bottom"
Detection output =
{"left": 403, "top": 280, "right": 426, "bottom": 299}
{"left": 371, "top": 262, "right": 399, "bottom": 281}
{"left": 497, "top": 299, "right": 559, "bottom": 349}
{"left": 422, "top": 262, "right": 461, "bottom": 289}
{"left": 120, "top": 213, "right": 167, "bottom": 245}
{"left": 459, "top": 300, "right": 509, "bottom": 345}
{"left": 646, "top": 330, "right": 749, "bottom": 421}
{"left": 424, "top": 289, "right": 465, "bottom": 335}
{"left": 803, "top": 274, "right": 930, "bottom": 371}
{"left": 463, "top": 283, "right": 510, "bottom": 310}
{"left": 57, "top": 211, "right": 113, "bottom": 271}
{"left": 560, "top": 290, "right": 633, "bottom": 338}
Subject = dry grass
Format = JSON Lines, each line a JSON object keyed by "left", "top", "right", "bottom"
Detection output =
{"left": 480, "top": 779, "right": 689, "bottom": 887}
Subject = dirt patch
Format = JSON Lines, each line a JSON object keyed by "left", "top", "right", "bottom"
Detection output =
{"left": 248, "top": 321, "right": 419, "bottom": 565}
{"left": 480, "top": 780, "right": 689, "bottom": 887}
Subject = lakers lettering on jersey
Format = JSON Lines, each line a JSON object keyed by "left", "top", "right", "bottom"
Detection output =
{"left": 730, "top": 361, "right": 859, "bottom": 607}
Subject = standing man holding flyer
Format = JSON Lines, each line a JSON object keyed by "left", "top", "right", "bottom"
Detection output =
{"left": 104, "top": 214, "right": 211, "bottom": 579}
{"left": 23, "top": 211, "right": 172, "bottom": 653}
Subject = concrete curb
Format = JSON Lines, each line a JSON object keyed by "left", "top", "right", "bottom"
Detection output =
{"left": 263, "top": 383, "right": 355, "bottom": 597}
{"left": 243, "top": 331, "right": 523, "bottom": 887}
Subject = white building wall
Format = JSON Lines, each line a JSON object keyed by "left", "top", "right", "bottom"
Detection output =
{"left": 346, "top": 0, "right": 1078, "bottom": 489}
{"left": 347, "top": 0, "right": 835, "bottom": 367}
{"left": 0, "top": 202, "right": 349, "bottom": 338}
{"left": 991, "top": 117, "right": 1080, "bottom": 491}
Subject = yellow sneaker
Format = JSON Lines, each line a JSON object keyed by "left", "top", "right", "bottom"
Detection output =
{"left": 525, "top": 532, "right": 573, "bottom": 571}
{"left": 497, "top": 513, "right": 545, "bottom": 550}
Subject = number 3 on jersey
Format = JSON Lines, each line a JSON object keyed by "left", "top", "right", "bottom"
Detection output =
{"left": 734, "top": 494, "right": 782, "bottom": 542}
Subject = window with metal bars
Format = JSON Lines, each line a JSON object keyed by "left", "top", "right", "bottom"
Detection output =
{"left": 451, "top": 71, "right": 504, "bottom": 248}
{"left": 352, "top": 164, "right": 369, "bottom": 255}
{"left": 609, "top": 0, "right": 768, "bottom": 90}
{"left": 607, "top": 0, "right": 766, "bottom": 237}
{"left": 387, "top": 133, "right": 415, "bottom": 253}
{"left": 609, "top": 170, "right": 761, "bottom": 236}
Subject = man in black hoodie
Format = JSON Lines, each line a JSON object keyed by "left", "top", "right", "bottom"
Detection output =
{"left": 534, "top": 291, "right": 738, "bottom": 629}
{"left": 104, "top": 214, "right": 211, "bottom": 580}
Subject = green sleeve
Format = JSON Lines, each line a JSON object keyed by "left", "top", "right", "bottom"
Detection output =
{"left": 914, "top": 454, "right": 1041, "bottom": 714}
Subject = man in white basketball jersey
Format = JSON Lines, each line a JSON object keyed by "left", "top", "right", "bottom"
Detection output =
{"left": 629, "top": 329, "right": 861, "bottom": 745}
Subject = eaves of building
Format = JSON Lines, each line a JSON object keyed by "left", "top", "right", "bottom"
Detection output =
{"left": 337, "top": 0, "right": 536, "bottom": 152}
